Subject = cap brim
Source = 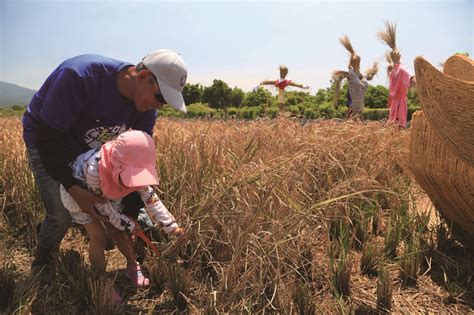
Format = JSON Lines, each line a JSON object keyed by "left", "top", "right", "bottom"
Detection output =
{"left": 156, "top": 77, "right": 187, "bottom": 113}
{"left": 120, "top": 166, "right": 159, "bottom": 188}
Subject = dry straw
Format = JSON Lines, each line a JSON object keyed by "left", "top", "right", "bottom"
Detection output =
{"left": 410, "top": 54, "right": 474, "bottom": 246}
{"left": 414, "top": 56, "right": 474, "bottom": 166}
{"left": 385, "top": 53, "right": 394, "bottom": 76}
{"left": 2, "top": 115, "right": 472, "bottom": 312}
{"left": 377, "top": 21, "right": 397, "bottom": 50}
{"left": 339, "top": 35, "right": 361, "bottom": 70}
{"left": 377, "top": 21, "right": 400, "bottom": 63}
{"left": 365, "top": 62, "right": 379, "bottom": 81}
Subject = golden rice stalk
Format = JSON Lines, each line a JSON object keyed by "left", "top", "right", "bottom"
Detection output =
{"left": 332, "top": 70, "right": 348, "bottom": 81}
{"left": 377, "top": 21, "right": 397, "bottom": 49}
{"left": 339, "top": 35, "right": 355, "bottom": 55}
{"left": 365, "top": 62, "right": 379, "bottom": 80}
{"left": 386, "top": 53, "right": 393, "bottom": 65}
{"left": 386, "top": 53, "right": 394, "bottom": 76}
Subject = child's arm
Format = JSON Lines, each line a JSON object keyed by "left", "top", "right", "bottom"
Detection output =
{"left": 137, "top": 186, "right": 182, "bottom": 235}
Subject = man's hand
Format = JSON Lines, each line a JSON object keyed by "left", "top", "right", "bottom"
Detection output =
{"left": 68, "top": 185, "right": 104, "bottom": 220}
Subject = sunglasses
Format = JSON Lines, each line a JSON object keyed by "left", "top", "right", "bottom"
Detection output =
{"left": 155, "top": 91, "right": 167, "bottom": 104}
{"left": 150, "top": 72, "right": 167, "bottom": 104}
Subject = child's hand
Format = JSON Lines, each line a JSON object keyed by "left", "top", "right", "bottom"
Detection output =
{"left": 169, "top": 227, "right": 184, "bottom": 237}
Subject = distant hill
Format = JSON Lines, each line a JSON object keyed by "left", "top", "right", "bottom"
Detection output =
{"left": 0, "top": 81, "right": 36, "bottom": 107}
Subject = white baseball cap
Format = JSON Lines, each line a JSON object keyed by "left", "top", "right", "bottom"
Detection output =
{"left": 142, "top": 49, "right": 188, "bottom": 113}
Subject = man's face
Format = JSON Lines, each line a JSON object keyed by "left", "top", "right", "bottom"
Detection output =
{"left": 134, "top": 70, "right": 166, "bottom": 112}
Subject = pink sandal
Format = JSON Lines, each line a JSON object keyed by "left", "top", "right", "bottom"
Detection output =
{"left": 125, "top": 262, "right": 150, "bottom": 288}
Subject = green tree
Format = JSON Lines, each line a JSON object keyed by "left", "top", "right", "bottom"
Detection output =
{"left": 241, "top": 87, "right": 272, "bottom": 107}
{"left": 364, "top": 85, "right": 389, "bottom": 109}
{"left": 285, "top": 91, "right": 314, "bottom": 107}
{"left": 326, "top": 80, "right": 349, "bottom": 107}
{"left": 182, "top": 83, "right": 203, "bottom": 105}
{"left": 202, "top": 79, "right": 232, "bottom": 109}
{"left": 407, "top": 88, "right": 419, "bottom": 107}
{"left": 315, "top": 89, "right": 327, "bottom": 105}
{"left": 230, "top": 87, "right": 245, "bottom": 107}
{"left": 11, "top": 105, "right": 26, "bottom": 111}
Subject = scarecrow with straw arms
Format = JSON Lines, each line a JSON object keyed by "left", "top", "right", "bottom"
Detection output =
{"left": 259, "top": 65, "right": 310, "bottom": 112}
{"left": 332, "top": 35, "right": 379, "bottom": 118}
{"left": 378, "top": 21, "right": 416, "bottom": 128}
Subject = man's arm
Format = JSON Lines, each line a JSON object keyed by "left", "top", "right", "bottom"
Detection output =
{"left": 36, "top": 119, "right": 80, "bottom": 190}
{"left": 37, "top": 67, "right": 104, "bottom": 217}
{"left": 37, "top": 119, "right": 104, "bottom": 219}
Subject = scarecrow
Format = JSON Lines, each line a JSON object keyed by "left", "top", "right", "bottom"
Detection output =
{"left": 378, "top": 21, "right": 416, "bottom": 128}
{"left": 332, "top": 35, "right": 378, "bottom": 118}
{"left": 259, "top": 65, "right": 310, "bottom": 111}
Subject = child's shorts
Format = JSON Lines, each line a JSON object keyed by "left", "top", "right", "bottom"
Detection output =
{"left": 59, "top": 185, "right": 93, "bottom": 225}
{"left": 59, "top": 185, "right": 135, "bottom": 233}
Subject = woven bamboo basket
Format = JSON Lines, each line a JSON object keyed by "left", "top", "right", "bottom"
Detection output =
{"left": 410, "top": 111, "right": 474, "bottom": 245}
{"left": 414, "top": 56, "right": 474, "bottom": 166}
{"left": 443, "top": 54, "right": 474, "bottom": 82}
{"left": 410, "top": 55, "right": 474, "bottom": 246}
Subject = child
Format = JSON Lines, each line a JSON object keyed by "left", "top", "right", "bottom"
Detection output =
{"left": 59, "top": 130, "right": 183, "bottom": 302}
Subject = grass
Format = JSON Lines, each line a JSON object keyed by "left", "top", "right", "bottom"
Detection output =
{"left": 329, "top": 219, "right": 352, "bottom": 297}
{"left": 377, "top": 264, "right": 393, "bottom": 312}
{"left": 1, "top": 117, "right": 473, "bottom": 313}
{"left": 360, "top": 242, "right": 381, "bottom": 277}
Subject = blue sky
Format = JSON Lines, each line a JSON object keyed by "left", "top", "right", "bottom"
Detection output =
{"left": 1, "top": 0, "right": 472, "bottom": 93}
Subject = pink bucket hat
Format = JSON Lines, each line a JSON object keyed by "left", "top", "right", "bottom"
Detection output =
{"left": 99, "top": 130, "right": 159, "bottom": 200}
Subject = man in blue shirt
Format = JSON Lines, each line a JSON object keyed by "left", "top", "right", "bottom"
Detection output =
{"left": 23, "top": 49, "right": 188, "bottom": 283}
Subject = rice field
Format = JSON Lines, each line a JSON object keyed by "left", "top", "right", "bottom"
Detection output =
{"left": 1, "top": 116, "right": 473, "bottom": 314}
